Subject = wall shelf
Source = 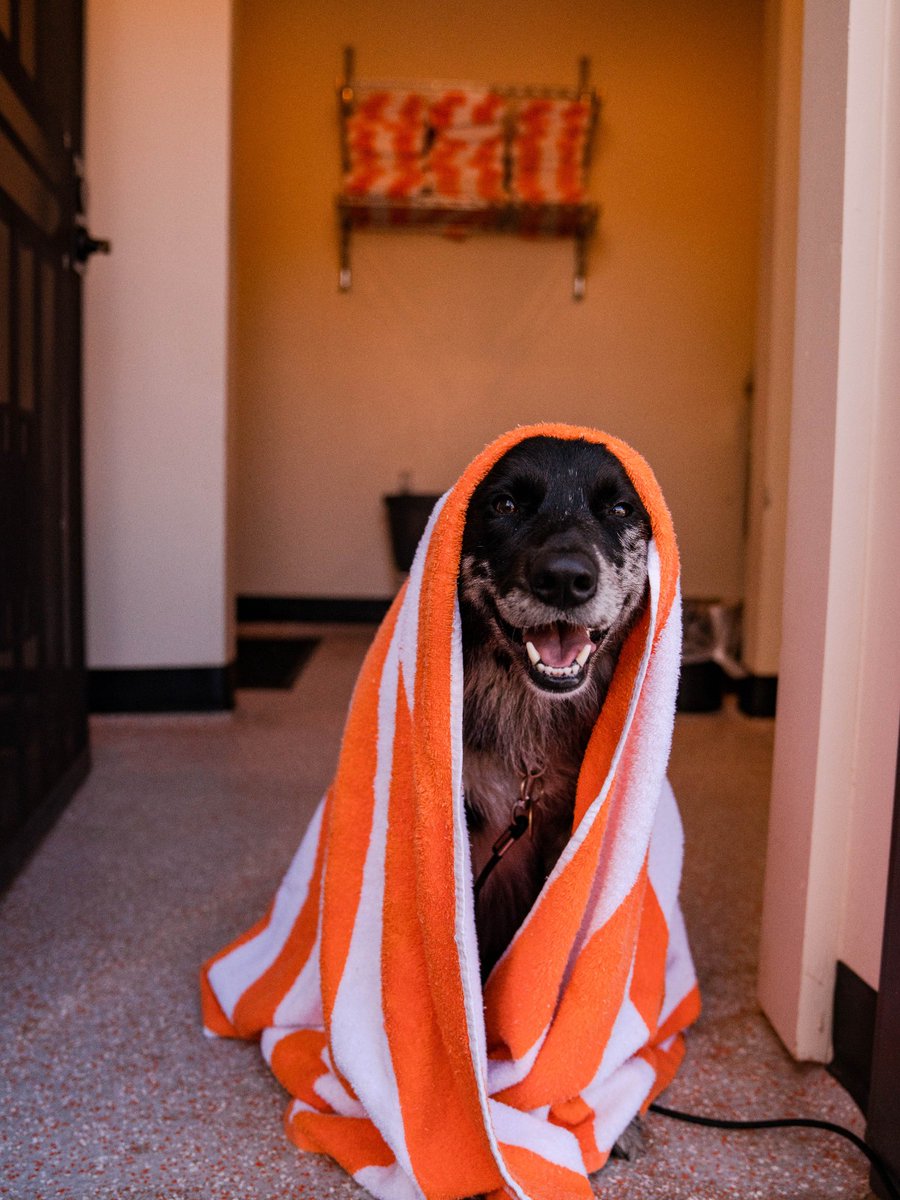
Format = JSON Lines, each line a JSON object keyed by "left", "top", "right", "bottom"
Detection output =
{"left": 336, "top": 50, "right": 601, "bottom": 299}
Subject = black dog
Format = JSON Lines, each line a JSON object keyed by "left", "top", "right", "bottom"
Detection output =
{"left": 459, "top": 436, "right": 652, "bottom": 981}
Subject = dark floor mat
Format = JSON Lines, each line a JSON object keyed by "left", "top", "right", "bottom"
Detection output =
{"left": 235, "top": 637, "right": 319, "bottom": 689}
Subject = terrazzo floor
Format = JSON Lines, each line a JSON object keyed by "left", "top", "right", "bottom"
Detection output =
{"left": 0, "top": 625, "right": 873, "bottom": 1199}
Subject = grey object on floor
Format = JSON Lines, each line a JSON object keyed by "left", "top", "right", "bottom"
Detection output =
{"left": 0, "top": 627, "right": 870, "bottom": 1199}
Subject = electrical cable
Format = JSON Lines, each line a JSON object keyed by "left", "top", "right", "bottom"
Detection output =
{"left": 649, "top": 1102, "right": 900, "bottom": 1200}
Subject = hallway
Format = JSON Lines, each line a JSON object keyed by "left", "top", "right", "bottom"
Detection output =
{"left": 0, "top": 627, "right": 870, "bottom": 1199}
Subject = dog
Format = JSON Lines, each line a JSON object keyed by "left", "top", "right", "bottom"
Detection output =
{"left": 459, "top": 435, "right": 652, "bottom": 982}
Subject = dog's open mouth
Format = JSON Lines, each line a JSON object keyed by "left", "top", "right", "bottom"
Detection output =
{"left": 520, "top": 622, "right": 604, "bottom": 692}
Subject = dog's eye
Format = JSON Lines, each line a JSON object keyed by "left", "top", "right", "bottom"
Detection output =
{"left": 493, "top": 495, "right": 518, "bottom": 516}
{"left": 609, "top": 502, "right": 633, "bottom": 518}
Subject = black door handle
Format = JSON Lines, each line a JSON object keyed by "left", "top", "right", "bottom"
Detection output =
{"left": 74, "top": 225, "right": 111, "bottom": 262}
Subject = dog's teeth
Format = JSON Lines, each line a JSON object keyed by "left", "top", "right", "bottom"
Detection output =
{"left": 536, "top": 661, "right": 580, "bottom": 678}
{"left": 525, "top": 640, "right": 541, "bottom": 666}
{"left": 575, "top": 643, "right": 592, "bottom": 668}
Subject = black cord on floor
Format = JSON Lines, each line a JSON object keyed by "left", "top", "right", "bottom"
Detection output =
{"left": 649, "top": 1102, "right": 900, "bottom": 1200}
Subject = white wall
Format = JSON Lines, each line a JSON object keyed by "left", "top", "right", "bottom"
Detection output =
{"left": 83, "top": 0, "right": 233, "bottom": 670}
{"left": 231, "top": 0, "right": 764, "bottom": 603}
{"left": 758, "top": 0, "right": 900, "bottom": 1060}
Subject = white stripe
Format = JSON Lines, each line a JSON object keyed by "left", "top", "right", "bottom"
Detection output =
{"left": 355, "top": 1163, "right": 425, "bottom": 1200}
{"left": 590, "top": 1055, "right": 657, "bottom": 1154}
{"left": 448, "top": 595, "right": 531, "bottom": 1200}
{"left": 492, "top": 539, "right": 663, "bottom": 986}
{"left": 328, "top": 620, "right": 424, "bottom": 1198}
{"left": 271, "top": 829, "right": 326, "bottom": 1028}
{"left": 313, "top": 1068, "right": 367, "bottom": 1119}
{"left": 286, "top": 1097, "right": 317, "bottom": 1118}
{"left": 646, "top": 777, "right": 685, "bottom": 919}
{"left": 272, "top": 887, "right": 323, "bottom": 1027}
{"left": 579, "top": 580, "right": 680, "bottom": 936}
{"left": 591, "top": 992, "right": 650, "bottom": 1090}
{"left": 398, "top": 491, "right": 449, "bottom": 710}
{"left": 207, "top": 800, "right": 325, "bottom": 1023}
{"left": 565, "top": 552, "right": 679, "bottom": 954}
{"left": 490, "top": 1099, "right": 584, "bottom": 1174}
{"left": 657, "top": 902, "right": 697, "bottom": 1027}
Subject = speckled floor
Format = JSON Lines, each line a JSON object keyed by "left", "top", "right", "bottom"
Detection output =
{"left": 0, "top": 626, "right": 872, "bottom": 1199}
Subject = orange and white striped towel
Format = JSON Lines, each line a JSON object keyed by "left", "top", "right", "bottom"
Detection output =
{"left": 424, "top": 90, "right": 508, "bottom": 203}
{"left": 511, "top": 99, "right": 592, "bottom": 204}
{"left": 201, "top": 424, "right": 700, "bottom": 1200}
{"left": 344, "top": 90, "right": 429, "bottom": 199}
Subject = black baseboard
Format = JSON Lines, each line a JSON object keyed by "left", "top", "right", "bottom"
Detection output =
{"left": 237, "top": 595, "right": 393, "bottom": 624}
{"left": 88, "top": 664, "right": 235, "bottom": 713}
{"left": 738, "top": 673, "right": 778, "bottom": 717}
{"left": 1, "top": 747, "right": 91, "bottom": 895}
{"left": 829, "top": 960, "right": 877, "bottom": 1112}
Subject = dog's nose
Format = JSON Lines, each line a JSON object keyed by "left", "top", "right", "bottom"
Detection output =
{"left": 528, "top": 550, "right": 598, "bottom": 608}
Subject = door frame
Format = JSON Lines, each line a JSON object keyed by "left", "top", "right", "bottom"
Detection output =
{"left": 757, "top": 0, "right": 900, "bottom": 1078}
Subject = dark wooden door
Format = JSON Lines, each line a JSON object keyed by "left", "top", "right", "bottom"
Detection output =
{"left": 0, "top": 0, "right": 91, "bottom": 891}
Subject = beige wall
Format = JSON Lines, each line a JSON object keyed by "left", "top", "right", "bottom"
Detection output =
{"left": 232, "top": 0, "right": 764, "bottom": 600}
{"left": 742, "top": 0, "right": 801, "bottom": 678}
{"left": 83, "top": 0, "right": 233, "bottom": 668}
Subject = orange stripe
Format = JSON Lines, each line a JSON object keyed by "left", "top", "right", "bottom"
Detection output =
{"left": 573, "top": 608, "right": 649, "bottom": 829}
{"left": 639, "top": 1034, "right": 687, "bottom": 1111}
{"left": 497, "top": 871, "right": 648, "bottom": 1110}
{"left": 382, "top": 679, "right": 501, "bottom": 1197}
{"left": 320, "top": 595, "right": 403, "bottom": 1035}
{"left": 628, "top": 879, "right": 669, "bottom": 1036}
{"left": 199, "top": 908, "right": 273, "bottom": 1036}
{"left": 500, "top": 1143, "right": 593, "bottom": 1200}
{"left": 286, "top": 1110, "right": 396, "bottom": 1174}
{"left": 656, "top": 982, "right": 702, "bottom": 1045}
{"left": 483, "top": 795, "right": 612, "bottom": 1060}
{"left": 549, "top": 1096, "right": 605, "bottom": 1174}
{"left": 230, "top": 831, "right": 326, "bottom": 1037}
{"left": 268, "top": 1029, "right": 330, "bottom": 1109}
{"left": 639, "top": 985, "right": 702, "bottom": 1112}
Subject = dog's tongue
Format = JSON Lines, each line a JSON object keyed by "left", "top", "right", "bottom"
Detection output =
{"left": 526, "top": 623, "right": 590, "bottom": 668}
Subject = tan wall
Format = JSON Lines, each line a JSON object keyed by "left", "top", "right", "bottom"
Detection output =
{"left": 232, "top": 0, "right": 764, "bottom": 600}
{"left": 83, "top": 0, "right": 233, "bottom": 668}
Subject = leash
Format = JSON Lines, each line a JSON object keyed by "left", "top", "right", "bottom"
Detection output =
{"left": 473, "top": 763, "right": 545, "bottom": 902}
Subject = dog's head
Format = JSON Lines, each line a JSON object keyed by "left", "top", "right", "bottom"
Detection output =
{"left": 460, "top": 436, "right": 651, "bottom": 697}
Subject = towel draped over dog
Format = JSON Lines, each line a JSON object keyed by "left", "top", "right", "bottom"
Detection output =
{"left": 201, "top": 424, "right": 700, "bottom": 1200}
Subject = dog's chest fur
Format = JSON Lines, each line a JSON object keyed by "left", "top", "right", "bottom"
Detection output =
{"left": 462, "top": 638, "right": 621, "bottom": 976}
